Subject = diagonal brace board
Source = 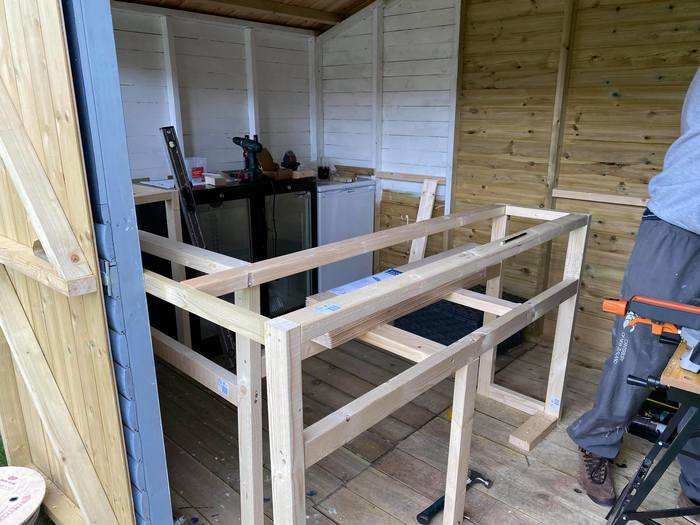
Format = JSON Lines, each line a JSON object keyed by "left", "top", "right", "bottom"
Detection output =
{"left": 0, "top": 80, "right": 95, "bottom": 295}
{"left": 408, "top": 178, "right": 438, "bottom": 263}
{"left": 0, "top": 266, "right": 117, "bottom": 523}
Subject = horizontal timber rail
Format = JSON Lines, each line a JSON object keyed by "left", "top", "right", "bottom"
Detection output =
{"left": 0, "top": 234, "right": 96, "bottom": 296}
{"left": 282, "top": 212, "right": 587, "bottom": 341}
{"left": 139, "top": 230, "right": 247, "bottom": 274}
{"left": 151, "top": 328, "right": 239, "bottom": 405}
{"left": 182, "top": 204, "right": 506, "bottom": 296}
{"left": 143, "top": 270, "right": 267, "bottom": 344}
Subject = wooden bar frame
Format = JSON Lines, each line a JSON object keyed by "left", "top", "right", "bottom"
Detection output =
{"left": 136, "top": 203, "right": 589, "bottom": 524}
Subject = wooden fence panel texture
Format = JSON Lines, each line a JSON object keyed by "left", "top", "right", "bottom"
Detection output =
{"left": 0, "top": 0, "right": 134, "bottom": 522}
{"left": 548, "top": 0, "right": 697, "bottom": 367}
{"left": 445, "top": 0, "right": 699, "bottom": 369}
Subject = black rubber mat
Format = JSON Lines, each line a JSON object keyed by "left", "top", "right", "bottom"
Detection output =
{"left": 394, "top": 288, "right": 524, "bottom": 351}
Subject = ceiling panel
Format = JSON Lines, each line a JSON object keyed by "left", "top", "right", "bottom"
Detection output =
{"left": 119, "top": 0, "right": 373, "bottom": 31}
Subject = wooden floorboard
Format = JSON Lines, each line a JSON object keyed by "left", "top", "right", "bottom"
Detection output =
{"left": 159, "top": 341, "right": 686, "bottom": 524}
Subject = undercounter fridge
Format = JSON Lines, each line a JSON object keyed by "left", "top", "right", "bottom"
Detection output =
{"left": 317, "top": 178, "right": 376, "bottom": 292}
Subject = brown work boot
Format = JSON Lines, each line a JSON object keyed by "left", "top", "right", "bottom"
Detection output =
{"left": 678, "top": 492, "right": 700, "bottom": 524}
{"left": 577, "top": 448, "right": 616, "bottom": 507}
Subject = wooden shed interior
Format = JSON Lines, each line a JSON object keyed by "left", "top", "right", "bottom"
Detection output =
{"left": 0, "top": 0, "right": 697, "bottom": 524}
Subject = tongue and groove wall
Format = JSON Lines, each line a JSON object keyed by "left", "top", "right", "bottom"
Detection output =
{"left": 112, "top": 2, "right": 315, "bottom": 180}
{"left": 451, "top": 0, "right": 699, "bottom": 369}
{"left": 319, "top": 0, "right": 459, "bottom": 177}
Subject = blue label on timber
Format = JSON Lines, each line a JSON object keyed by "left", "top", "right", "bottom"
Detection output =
{"left": 328, "top": 268, "right": 402, "bottom": 296}
{"left": 217, "top": 378, "right": 230, "bottom": 396}
{"left": 315, "top": 303, "right": 341, "bottom": 313}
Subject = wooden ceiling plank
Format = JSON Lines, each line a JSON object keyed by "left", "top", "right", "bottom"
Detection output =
{"left": 187, "top": 0, "right": 343, "bottom": 25}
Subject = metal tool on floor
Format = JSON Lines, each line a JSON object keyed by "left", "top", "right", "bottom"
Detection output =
{"left": 161, "top": 126, "right": 237, "bottom": 358}
{"left": 603, "top": 296, "right": 700, "bottom": 373}
{"left": 415, "top": 469, "right": 492, "bottom": 524}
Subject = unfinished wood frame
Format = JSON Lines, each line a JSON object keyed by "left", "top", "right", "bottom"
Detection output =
{"left": 133, "top": 183, "right": 192, "bottom": 347}
{"left": 0, "top": 80, "right": 96, "bottom": 297}
{"left": 138, "top": 202, "right": 588, "bottom": 523}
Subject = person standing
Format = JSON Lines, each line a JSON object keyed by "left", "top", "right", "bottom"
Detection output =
{"left": 567, "top": 68, "right": 700, "bottom": 523}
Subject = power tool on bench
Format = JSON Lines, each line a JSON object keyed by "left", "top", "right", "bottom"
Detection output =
{"left": 602, "top": 295, "right": 700, "bottom": 373}
{"left": 602, "top": 296, "right": 700, "bottom": 442}
{"left": 232, "top": 134, "right": 263, "bottom": 181}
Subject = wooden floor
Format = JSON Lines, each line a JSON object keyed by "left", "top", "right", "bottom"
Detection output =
{"left": 159, "top": 340, "right": 687, "bottom": 524}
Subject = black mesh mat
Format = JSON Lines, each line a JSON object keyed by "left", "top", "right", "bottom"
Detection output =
{"left": 394, "top": 288, "right": 525, "bottom": 350}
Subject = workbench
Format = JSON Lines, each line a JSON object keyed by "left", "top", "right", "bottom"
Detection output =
{"left": 607, "top": 343, "right": 700, "bottom": 524}
{"left": 661, "top": 344, "right": 700, "bottom": 396}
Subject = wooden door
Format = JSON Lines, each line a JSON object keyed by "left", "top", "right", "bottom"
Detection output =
{"left": 0, "top": 1, "right": 134, "bottom": 522}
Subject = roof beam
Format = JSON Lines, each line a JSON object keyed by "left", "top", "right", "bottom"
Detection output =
{"left": 181, "top": 0, "right": 343, "bottom": 25}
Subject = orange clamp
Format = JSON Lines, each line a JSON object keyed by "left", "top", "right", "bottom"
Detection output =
{"left": 602, "top": 298, "right": 628, "bottom": 317}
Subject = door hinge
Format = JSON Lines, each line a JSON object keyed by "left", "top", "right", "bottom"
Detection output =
{"left": 99, "top": 258, "right": 116, "bottom": 297}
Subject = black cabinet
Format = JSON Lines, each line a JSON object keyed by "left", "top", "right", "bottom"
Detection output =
{"left": 137, "top": 176, "right": 317, "bottom": 352}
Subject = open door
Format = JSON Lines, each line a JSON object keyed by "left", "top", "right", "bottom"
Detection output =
{"left": 0, "top": 0, "right": 167, "bottom": 522}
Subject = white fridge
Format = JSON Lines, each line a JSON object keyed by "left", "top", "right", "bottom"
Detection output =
{"left": 316, "top": 178, "right": 376, "bottom": 292}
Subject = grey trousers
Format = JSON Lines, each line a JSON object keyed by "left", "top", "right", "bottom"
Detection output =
{"left": 567, "top": 214, "right": 700, "bottom": 502}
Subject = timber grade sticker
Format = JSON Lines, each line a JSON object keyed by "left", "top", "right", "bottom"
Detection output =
{"left": 217, "top": 377, "right": 231, "bottom": 397}
{"left": 315, "top": 304, "right": 341, "bottom": 314}
{"left": 0, "top": 467, "right": 45, "bottom": 525}
{"left": 328, "top": 269, "right": 402, "bottom": 296}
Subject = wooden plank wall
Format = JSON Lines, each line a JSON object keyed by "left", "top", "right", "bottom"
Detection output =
{"left": 113, "top": 10, "right": 173, "bottom": 180}
{"left": 320, "top": 0, "right": 460, "bottom": 176}
{"left": 254, "top": 31, "right": 313, "bottom": 165}
{"left": 0, "top": 0, "right": 134, "bottom": 521}
{"left": 113, "top": 5, "right": 314, "bottom": 179}
{"left": 376, "top": 190, "right": 445, "bottom": 269}
{"left": 321, "top": 16, "right": 376, "bottom": 167}
{"left": 546, "top": 0, "right": 699, "bottom": 367}
{"left": 448, "top": 0, "right": 699, "bottom": 369}
{"left": 452, "top": 0, "right": 563, "bottom": 300}
{"left": 381, "top": 0, "right": 458, "bottom": 178}
{"left": 170, "top": 16, "right": 250, "bottom": 172}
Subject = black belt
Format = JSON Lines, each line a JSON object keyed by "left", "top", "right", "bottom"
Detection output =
{"left": 642, "top": 208, "right": 661, "bottom": 221}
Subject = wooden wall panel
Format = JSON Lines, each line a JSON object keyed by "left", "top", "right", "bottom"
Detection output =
{"left": 322, "top": 16, "right": 375, "bottom": 167}
{"left": 0, "top": 0, "right": 134, "bottom": 521}
{"left": 113, "top": 9, "right": 173, "bottom": 180}
{"left": 255, "top": 31, "right": 313, "bottom": 165}
{"left": 381, "top": 0, "right": 458, "bottom": 177}
{"left": 448, "top": 0, "right": 699, "bottom": 369}
{"left": 171, "top": 17, "right": 250, "bottom": 172}
{"left": 452, "top": 0, "right": 564, "bottom": 300}
{"left": 375, "top": 190, "right": 445, "bottom": 270}
{"left": 550, "top": 0, "right": 698, "bottom": 365}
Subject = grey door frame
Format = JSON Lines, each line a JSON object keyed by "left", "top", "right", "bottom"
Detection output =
{"left": 62, "top": 0, "right": 172, "bottom": 522}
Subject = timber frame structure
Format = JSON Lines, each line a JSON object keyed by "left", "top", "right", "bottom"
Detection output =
{"left": 139, "top": 203, "right": 590, "bottom": 524}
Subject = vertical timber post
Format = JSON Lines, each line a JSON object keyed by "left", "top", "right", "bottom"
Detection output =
{"left": 476, "top": 212, "right": 508, "bottom": 395}
{"left": 536, "top": 0, "right": 577, "bottom": 307}
{"left": 545, "top": 222, "right": 589, "bottom": 417}
{"left": 443, "top": 359, "right": 479, "bottom": 525}
{"left": 235, "top": 286, "right": 264, "bottom": 525}
{"left": 265, "top": 318, "right": 306, "bottom": 523}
